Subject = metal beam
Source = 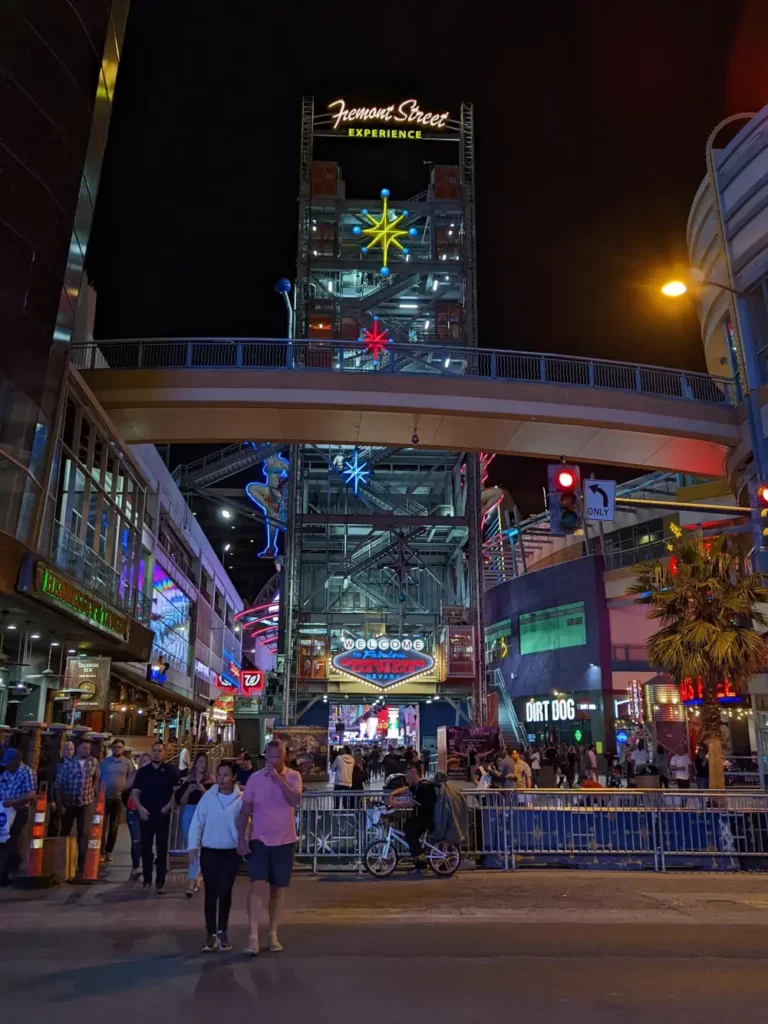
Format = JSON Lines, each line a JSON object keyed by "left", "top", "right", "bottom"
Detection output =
{"left": 303, "top": 514, "right": 467, "bottom": 527}
{"left": 615, "top": 497, "right": 749, "bottom": 515}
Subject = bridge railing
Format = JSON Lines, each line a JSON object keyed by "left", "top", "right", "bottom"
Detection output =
{"left": 70, "top": 338, "right": 738, "bottom": 406}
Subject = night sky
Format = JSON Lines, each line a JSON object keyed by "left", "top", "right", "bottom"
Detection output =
{"left": 88, "top": 0, "right": 766, "bottom": 600}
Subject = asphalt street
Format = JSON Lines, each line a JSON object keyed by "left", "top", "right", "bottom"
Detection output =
{"left": 3, "top": 868, "right": 768, "bottom": 1022}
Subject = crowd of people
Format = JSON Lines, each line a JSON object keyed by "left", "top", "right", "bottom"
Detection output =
{"left": 328, "top": 743, "right": 434, "bottom": 790}
{"left": 0, "top": 736, "right": 303, "bottom": 955}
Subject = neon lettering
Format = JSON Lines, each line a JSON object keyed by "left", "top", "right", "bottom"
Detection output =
{"left": 330, "top": 98, "right": 449, "bottom": 133}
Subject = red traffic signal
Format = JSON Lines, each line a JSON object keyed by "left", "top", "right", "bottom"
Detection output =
{"left": 547, "top": 464, "right": 582, "bottom": 536}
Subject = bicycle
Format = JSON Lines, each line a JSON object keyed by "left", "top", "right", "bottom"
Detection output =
{"left": 364, "top": 812, "right": 460, "bottom": 878}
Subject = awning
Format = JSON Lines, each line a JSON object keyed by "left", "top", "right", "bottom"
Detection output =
{"left": 111, "top": 664, "right": 208, "bottom": 712}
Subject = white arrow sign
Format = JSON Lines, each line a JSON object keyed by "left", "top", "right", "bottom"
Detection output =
{"left": 585, "top": 479, "right": 616, "bottom": 522}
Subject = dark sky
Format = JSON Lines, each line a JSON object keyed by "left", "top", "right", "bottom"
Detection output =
{"left": 88, "top": 0, "right": 764, "bottom": 599}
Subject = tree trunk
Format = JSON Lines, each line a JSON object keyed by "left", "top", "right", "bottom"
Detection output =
{"left": 701, "top": 676, "right": 725, "bottom": 790}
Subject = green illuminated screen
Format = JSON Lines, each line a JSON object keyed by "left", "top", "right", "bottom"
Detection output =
{"left": 519, "top": 602, "right": 586, "bottom": 655}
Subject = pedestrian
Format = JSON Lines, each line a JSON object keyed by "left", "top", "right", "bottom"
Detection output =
{"left": 577, "top": 744, "right": 589, "bottom": 785}
{"left": 62, "top": 740, "right": 75, "bottom": 762}
{"left": 175, "top": 752, "right": 214, "bottom": 897}
{"left": 631, "top": 739, "right": 649, "bottom": 769}
{"left": 467, "top": 744, "right": 479, "bottom": 782}
{"left": 126, "top": 753, "right": 150, "bottom": 879}
{"left": 694, "top": 744, "right": 709, "bottom": 789}
{"left": 187, "top": 761, "right": 243, "bottom": 952}
{"left": 131, "top": 740, "right": 179, "bottom": 894}
{"left": 54, "top": 738, "right": 100, "bottom": 880}
{"left": 560, "top": 745, "right": 575, "bottom": 788}
{"left": 236, "top": 753, "right": 255, "bottom": 787}
{"left": 528, "top": 746, "right": 541, "bottom": 787}
{"left": 369, "top": 746, "right": 382, "bottom": 780}
{"left": 511, "top": 749, "right": 532, "bottom": 789}
{"left": 331, "top": 745, "right": 354, "bottom": 791}
{"left": 587, "top": 744, "right": 598, "bottom": 782}
{"left": 655, "top": 744, "right": 670, "bottom": 789}
{"left": 492, "top": 749, "right": 517, "bottom": 789}
{"left": 352, "top": 749, "right": 367, "bottom": 790}
{"left": 670, "top": 744, "right": 693, "bottom": 789}
{"left": 382, "top": 747, "right": 400, "bottom": 778}
{"left": 178, "top": 736, "right": 192, "bottom": 778}
{"left": 238, "top": 738, "right": 302, "bottom": 956}
{"left": 0, "top": 748, "right": 37, "bottom": 887}
{"left": 99, "top": 738, "right": 134, "bottom": 862}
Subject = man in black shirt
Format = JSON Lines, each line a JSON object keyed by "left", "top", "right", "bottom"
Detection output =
{"left": 131, "top": 741, "right": 179, "bottom": 893}
{"left": 388, "top": 762, "right": 437, "bottom": 870}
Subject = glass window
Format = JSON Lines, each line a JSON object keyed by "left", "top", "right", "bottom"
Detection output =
{"left": 78, "top": 415, "right": 92, "bottom": 467}
{"left": 519, "top": 602, "right": 587, "bottom": 655}
{"left": 214, "top": 588, "right": 224, "bottom": 618}
{"left": 225, "top": 603, "right": 234, "bottom": 630}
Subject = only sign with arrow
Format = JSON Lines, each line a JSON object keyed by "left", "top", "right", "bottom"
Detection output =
{"left": 585, "top": 479, "right": 616, "bottom": 523}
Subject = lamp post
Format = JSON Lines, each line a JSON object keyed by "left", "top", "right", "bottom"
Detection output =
{"left": 663, "top": 113, "right": 768, "bottom": 481}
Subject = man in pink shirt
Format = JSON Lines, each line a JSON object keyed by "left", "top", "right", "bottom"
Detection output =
{"left": 237, "top": 738, "right": 302, "bottom": 955}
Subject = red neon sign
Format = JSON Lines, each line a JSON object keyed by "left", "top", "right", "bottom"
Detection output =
{"left": 678, "top": 678, "right": 739, "bottom": 704}
{"left": 241, "top": 670, "right": 264, "bottom": 694}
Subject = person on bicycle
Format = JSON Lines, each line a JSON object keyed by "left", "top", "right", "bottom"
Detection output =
{"left": 387, "top": 762, "right": 436, "bottom": 870}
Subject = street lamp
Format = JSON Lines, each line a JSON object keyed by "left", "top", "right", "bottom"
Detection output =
{"left": 220, "top": 508, "right": 232, "bottom": 520}
{"left": 660, "top": 280, "right": 688, "bottom": 297}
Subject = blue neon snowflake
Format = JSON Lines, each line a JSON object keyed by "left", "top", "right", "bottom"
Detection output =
{"left": 342, "top": 449, "right": 371, "bottom": 495}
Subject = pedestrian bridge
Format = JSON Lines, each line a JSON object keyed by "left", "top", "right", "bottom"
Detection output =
{"left": 71, "top": 339, "right": 742, "bottom": 475}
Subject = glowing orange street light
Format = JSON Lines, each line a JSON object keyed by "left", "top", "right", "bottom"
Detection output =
{"left": 661, "top": 280, "right": 687, "bottom": 297}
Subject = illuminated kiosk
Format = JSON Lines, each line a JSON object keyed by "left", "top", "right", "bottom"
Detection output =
{"left": 278, "top": 95, "right": 485, "bottom": 737}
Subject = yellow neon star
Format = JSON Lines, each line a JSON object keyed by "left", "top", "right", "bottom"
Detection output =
{"left": 361, "top": 190, "right": 410, "bottom": 274}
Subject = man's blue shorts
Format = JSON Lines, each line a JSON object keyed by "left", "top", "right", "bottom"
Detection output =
{"left": 248, "top": 840, "right": 295, "bottom": 887}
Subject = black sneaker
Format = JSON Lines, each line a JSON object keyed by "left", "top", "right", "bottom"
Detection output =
{"left": 217, "top": 931, "right": 232, "bottom": 951}
{"left": 202, "top": 934, "right": 219, "bottom": 953}
{"left": 156, "top": 882, "right": 166, "bottom": 895}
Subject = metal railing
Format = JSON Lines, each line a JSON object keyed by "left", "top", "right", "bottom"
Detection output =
{"left": 49, "top": 521, "right": 142, "bottom": 620}
{"left": 170, "top": 788, "right": 768, "bottom": 872}
{"left": 70, "top": 338, "right": 738, "bottom": 406}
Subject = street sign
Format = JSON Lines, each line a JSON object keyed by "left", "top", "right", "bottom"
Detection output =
{"left": 585, "top": 479, "right": 616, "bottom": 522}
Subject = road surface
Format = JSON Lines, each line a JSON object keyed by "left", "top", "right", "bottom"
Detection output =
{"left": 3, "top": 867, "right": 768, "bottom": 1022}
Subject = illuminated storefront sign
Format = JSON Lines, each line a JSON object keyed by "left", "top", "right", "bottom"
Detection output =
{"left": 679, "top": 678, "right": 740, "bottom": 705}
{"left": 219, "top": 652, "right": 241, "bottom": 690}
{"left": 242, "top": 670, "right": 264, "bottom": 695}
{"left": 212, "top": 695, "right": 235, "bottom": 723}
{"left": 327, "top": 98, "right": 450, "bottom": 138}
{"left": 332, "top": 639, "right": 434, "bottom": 689}
{"left": 341, "top": 636, "right": 427, "bottom": 652}
{"left": 525, "top": 697, "right": 576, "bottom": 723}
{"left": 24, "top": 562, "right": 129, "bottom": 640}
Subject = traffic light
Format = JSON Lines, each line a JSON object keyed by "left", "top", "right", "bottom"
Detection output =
{"left": 547, "top": 464, "right": 582, "bottom": 536}
{"left": 750, "top": 481, "right": 768, "bottom": 550}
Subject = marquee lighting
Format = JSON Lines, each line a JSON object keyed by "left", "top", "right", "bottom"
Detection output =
{"left": 361, "top": 318, "right": 390, "bottom": 362}
{"left": 341, "top": 449, "right": 371, "bottom": 495}
{"left": 355, "top": 189, "right": 410, "bottom": 276}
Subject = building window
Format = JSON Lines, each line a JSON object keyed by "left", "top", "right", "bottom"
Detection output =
{"left": 519, "top": 602, "right": 586, "bottom": 655}
{"left": 602, "top": 517, "right": 666, "bottom": 571}
{"left": 225, "top": 603, "right": 234, "bottom": 630}
{"left": 484, "top": 619, "right": 511, "bottom": 663}
{"left": 151, "top": 564, "right": 192, "bottom": 673}
{"left": 214, "top": 588, "right": 224, "bottom": 619}
{"left": 200, "top": 568, "right": 212, "bottom": 603}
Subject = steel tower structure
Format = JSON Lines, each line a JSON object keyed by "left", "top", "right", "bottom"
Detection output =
{"left": 282, "top": 96, "right": 486, "bottom": 729}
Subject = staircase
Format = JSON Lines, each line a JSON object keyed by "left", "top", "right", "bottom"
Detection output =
{"left": 173, "top": 442, "right": 281, "bottom": 488}
{"left": 491, "top": 669, "right": 528, "bottom": 751}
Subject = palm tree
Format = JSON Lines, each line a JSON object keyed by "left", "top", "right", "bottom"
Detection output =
{"left": 626, "top": 533, "right": 768, "bottom": 789}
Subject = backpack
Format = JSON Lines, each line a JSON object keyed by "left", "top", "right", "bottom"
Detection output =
{"left": 430, "top": 778, "right": 468, "bottom": 845}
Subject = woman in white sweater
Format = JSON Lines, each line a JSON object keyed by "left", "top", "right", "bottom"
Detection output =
{"left": 187, "top": 761, "right": 243, "bottom": 952}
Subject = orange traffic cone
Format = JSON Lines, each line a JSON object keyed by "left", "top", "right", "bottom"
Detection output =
{"left": 82, "top": 784, "right": 106, "bottom": 883}
{"left": 26, "top": 782, "right": 49, "bottom": 879}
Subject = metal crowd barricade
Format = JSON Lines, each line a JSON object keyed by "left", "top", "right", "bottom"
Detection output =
{"left": 291, "top": 788, "right": 768, "bottom": 873}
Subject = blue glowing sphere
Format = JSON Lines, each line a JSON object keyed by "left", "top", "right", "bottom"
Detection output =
{"left": 398, "top": 593, "right": 406, "bottom": 603}
{"left": 380, "top": 266, "right": 390, "bottom": 276}
{"left": 361, "top": 209, "right": 368, "bottom": 216}
{"left": 380, "top": 188, "right": 390, "bottom": 198}
{"left": 361, "top": 246, "right": 368, "bottom": 254}
{"left": 402, "top": 210, "right": 409, "bottom": 217}
{"left": 352, "top": 225, "right": 362, "bottom": 236}
{"left": 408, "top": 227, "right": 418, "bottom": 237}
{"left": 274, "top": 278, "right": 292, "bottom": 295}
{"left": 372, "top": 315, "right": 379, "bottom": 321}
{"left": 402, "top": 248, "right": 409, "bottom": 255}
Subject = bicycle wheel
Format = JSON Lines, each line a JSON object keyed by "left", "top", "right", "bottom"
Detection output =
{"left": 428, "top": 841, "right": 460, "bottom": 876}
{"left": 364, "top": 839, "right": 398, "bottom": 878}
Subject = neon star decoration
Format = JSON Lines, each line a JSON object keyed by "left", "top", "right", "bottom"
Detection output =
{"left": 341, "top": 449, "right": 371, "bottom": 495}
{"left": 361, "top": 317, "right": 390, "bottom": 362}
{"left": 352, "top": 188, "right": 419, "bottom": 276}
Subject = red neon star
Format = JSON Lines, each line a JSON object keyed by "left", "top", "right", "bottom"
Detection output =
{"left": 362, "top": 320, "right": 390, "bottom": 361}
